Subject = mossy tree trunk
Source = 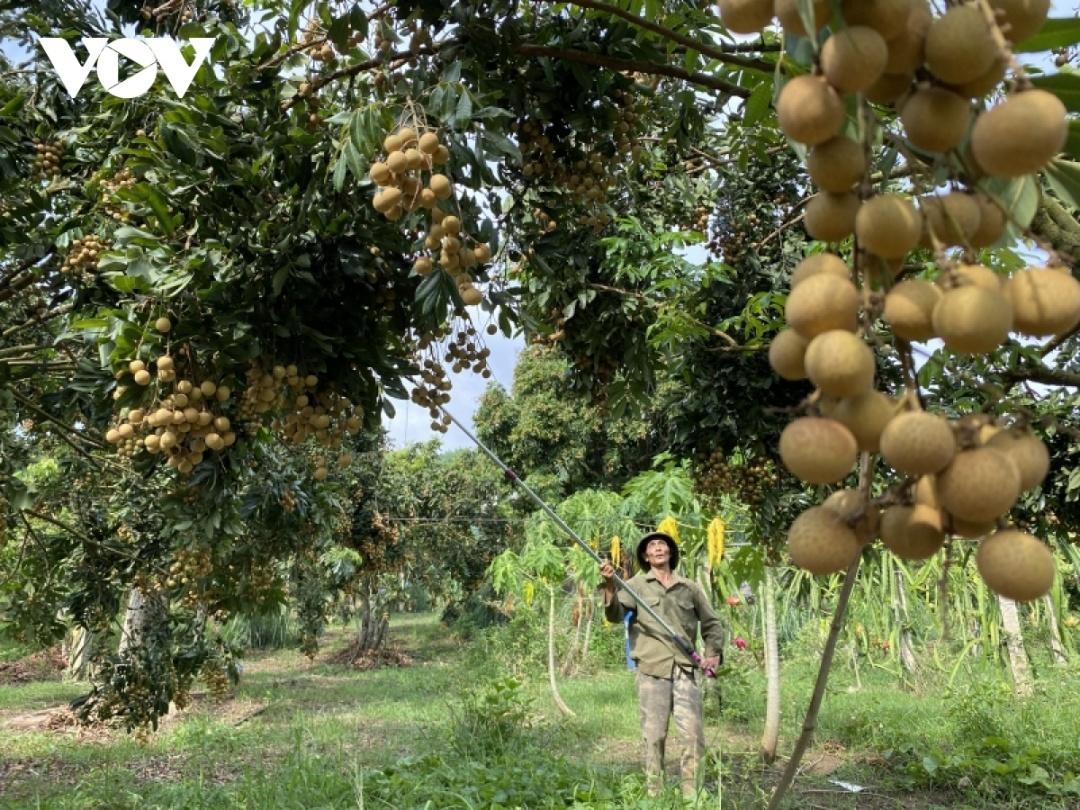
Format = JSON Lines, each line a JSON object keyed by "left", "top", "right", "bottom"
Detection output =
{"left": 998, "top": 595, "right": 1033, "bottom": 698}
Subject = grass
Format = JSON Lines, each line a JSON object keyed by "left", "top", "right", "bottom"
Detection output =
{"left": 1, "top": 613, "right": 1078, "bottom": 808}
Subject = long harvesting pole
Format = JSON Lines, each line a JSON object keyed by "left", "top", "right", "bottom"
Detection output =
{"left": 431, "top": 397, "right": 716, "bottom": 678}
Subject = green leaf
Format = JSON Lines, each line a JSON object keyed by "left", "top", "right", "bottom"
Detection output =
{"left": 985, "top": 174, "right": 1039, "bottom": 229}
{"left": 272, "top": 266, "right": 290, "bottom": 298}
{"left": 0, "top": 93, "right": 25, "bottom": 117}
{"left": 139, "top": 186, "right": 178, "bottom": 235}
{"left": 1045, "top": 159, "right": 1080, "bottom": 210}
{"left": 350, "top": 109, "right": 366, "bottom": 152}
{"left": 416, "top": 268, "right": 450, "bottom": 316}
{"left": 69, "top": 318, "right": 108, "bottom": 330}
{"left": 453, "top": 88, "right": 473, "bottom": 128}
{"left": 1066, "top": 119, "right": 1080, "bottom": 160}
{"left": 743, "top": 82, "right": 771, "bottom": 126}
{"left": 482, "top": 130, "right": 521, "bottom": 162}
{"left": 344, "top": 140, "right": 366, "bottom": 180}
{"left": 332, "top": 151, "right": 348, "bottom": 191}
{"left": 1014, "top": 18, "right": 1080, "bottom": 53}
{"left": 328, "top": 15, "right": 350, "bottom": 49}
{"left": 160, "top": 123, "right": 198, "bottom": 163}
{"left": 1029, "top": 73, "right": 1080, "bottom": 112}
{"left": 114, "top": 226, "right": 160, "bottom": 243}
{"left": 683, "top": 47, "right": 700, "bottom": 74}
{"left": 569, "top": 61, "right": 593, "bottom": 90}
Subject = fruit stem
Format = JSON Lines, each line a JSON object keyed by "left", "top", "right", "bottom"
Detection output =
{"left": 974, "top": 0, "right": 1030, "bottom": 89}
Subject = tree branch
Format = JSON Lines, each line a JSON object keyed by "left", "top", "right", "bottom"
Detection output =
{"left": 516, "top": 44, "right": 751, "bottom": 98}
{"left": 9, "top": 388, "right": 108, "bottom": 451}
{"left": 1040, "top": 321, "right": 1080, "bottom": 358}
{"left": 1, "top": 302, "right": 73, "bottom": 339}
{"left": 0, "top": 269, "right": 41, "bottom": 304}
{"left": 282, "top": 45, "right": 441, "bottom": 110}
{"left": 0, "top": 253, "right": 53, "bottom": 293}
{"left": 541, "top": 0, "right": 775, "bottom": 72}
{"left": 1003, "top": 364, "right": 1080, "bottom": 388}
{"left": 23, "top": 508, "right": 150, "bottom": 565}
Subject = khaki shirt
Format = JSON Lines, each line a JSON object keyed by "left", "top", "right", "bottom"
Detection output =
{"left": 604, "top": 570, "right": 724, "bottom": 679}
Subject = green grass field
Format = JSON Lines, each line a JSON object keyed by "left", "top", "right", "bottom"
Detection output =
{"left": 2, "top": 614, "right": 1078, "bottom": 809}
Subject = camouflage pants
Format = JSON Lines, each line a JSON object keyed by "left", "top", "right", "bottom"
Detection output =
{"left": 636, "top": 668, "right": 705, "bottom": 795}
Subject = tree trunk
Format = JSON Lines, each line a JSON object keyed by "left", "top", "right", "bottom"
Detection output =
{"left": 767, "top": 551, "right": 863, "bottom": 810}
{"left": 760, "top": 566, "right": 781, "bottom": 764}
{"left": 547, "top": 587, "right": 575, "bottom": 717}
{"left": 370, "top": 611, "right": 389, "bottom": 651}
{"left": 997, "top": 595, "right": 1034, "bottom": 698}
{"left": 895, "top": 564, "right": 918, "bottom": 675}
{"left": 119, "top": 587, "right": 150, "bottom": 654}
{"left": 358, "top": 591, "right": 371, "bottom": 647}
{"left": 561, "top": 589, "right": 584, "bottom": 676}
{"left": 1043, "top": 593, "right": 1068, "bottom": 665}
{"left": 65, "top": 625, "right": 92, "bottom": 680}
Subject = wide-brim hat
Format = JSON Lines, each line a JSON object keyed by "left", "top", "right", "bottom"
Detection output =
{"left": 636, "top": 531, "right": 679, "bottom": 571}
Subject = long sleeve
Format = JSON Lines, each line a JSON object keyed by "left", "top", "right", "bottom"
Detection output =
{"left": 694, "top": 585, "right": 725, "bottom": 657}
{"left": 604, "top": 584, "right": 633, "bottom": 623}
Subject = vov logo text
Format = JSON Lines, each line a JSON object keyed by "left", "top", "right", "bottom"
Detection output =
{"left": 38, "top": 37, "right": 215, "bottom": 99}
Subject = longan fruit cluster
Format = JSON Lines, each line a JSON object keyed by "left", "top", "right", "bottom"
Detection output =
{"left": 370, "top": 126, "right": 494, "bottom": 306}
{"left": 200, "top": 659, "right": 232, "bottom": 699}
{"left": 107, "top": 354, "right": 237, "bottom": 474}
{"left": 62, "top": 235, "right": 105, "bottom": 279}
{"left": 141, "top": 0, "right": 194, "bottom": 22}
{"left": 516, "top": 119, "right": 615, "bottom": 205}
{"left": 444, "top": 323, "right": 491, "bottom": 372}
{"left": 99, "top": 169, "right": 136, "bottom": 223}
{"left": 238, "top": 364, "right": 361, "bottom": 478}
{"left": 411, "top": 343, "right": 453, "bottom": 433}
{"left": 373, "top": 26, "right": 395, "bottom": 56}
{"left": 404, "top": 22, "right": 432, "bottom": 54}
{"left": 511, "top": 88, "right": 640, "bottom": 224}
{"left": 426, "top": 207, "right": 493, "bottom": 306}
{"left": 32, "top": 139, "right": 63, "bottom": 179}
{"left": 771, "top": 248, "right": 1074, "bottom": 600}
{"left": 310, "top": 449, "right": 354, "bottom": 481}
{"left": 531, "top": 207, "right": 558, "bottom": 234}
{"left": 280, "top": 488, "right": 298, "bottom": 512}
{"left": 369, "top": 126, "right": 451, "bottom": 219}
{"left": 409, "top": 320, "right": 494, "bottom": 433}
{"left": 696, "top": 449, "right": 778, "bottom": 507}
{"left": 165, "top": 548, "right": 212, "bottom": 590}
{"left": 759, "top": 1, "right": 1071, "bottom": 602}
{"left": 772, "top": 2, "right": 1063, "bottom": 253}
{"left": 693, "top": 206, "right": 710, "bottom": 232}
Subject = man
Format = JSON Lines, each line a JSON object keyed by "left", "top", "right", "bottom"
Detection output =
{"left": 600, "top": 531, "right": 723, "bottom": 797}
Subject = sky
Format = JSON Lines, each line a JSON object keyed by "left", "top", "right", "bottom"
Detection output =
{"left": 383, "top": 310, "right": 522, "bottom": 452}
